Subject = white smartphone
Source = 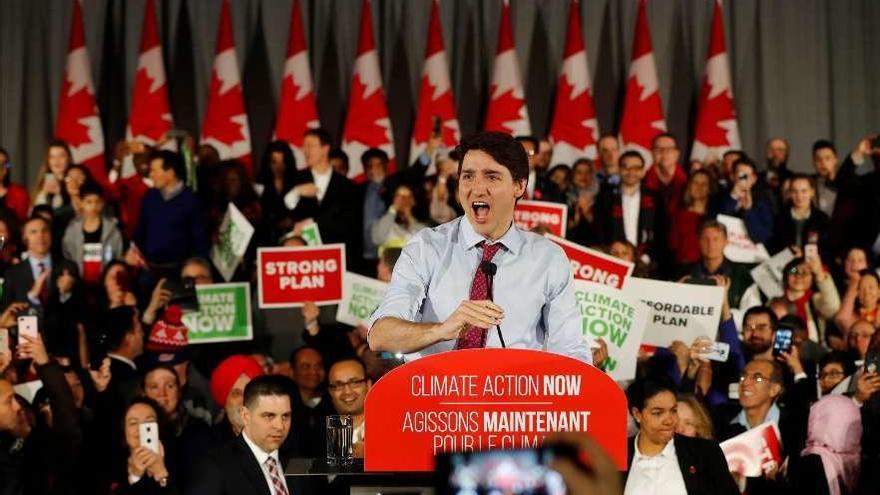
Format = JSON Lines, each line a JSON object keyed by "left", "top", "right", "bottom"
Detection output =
{"left": 699, "top": 341, "right": 730, "bottom": 362}
{"left": 0, "top": 328, "right": 9, "bottom": 354}
{"left": 139, "top": 421, "right": 160, "bottom": 454}
{"left": 17, "top": 315, "right": 38, "bottom": 341}
{"left": 805, "top": 243, "right": 819, "bottom": 261}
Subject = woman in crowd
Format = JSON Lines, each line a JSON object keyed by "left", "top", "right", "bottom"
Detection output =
{"left": 669, "top": 170, "right": 714, "bottom": 267}
{"left": 782, "top": 256, "right": 841, "bottom": 344}
{"left": 675, "top": 394, "right": 715, "bottom": 440}
{"left": 836, "top": 270, "right": 880, "bottom": 331}
{"left": 768, "top": 174, "right": 831, "bottom": 255}
{"left": 114, "top": 396, "right": 178, "bottom": 494}
{"left": 0, "top": 149, "right": 30, "bottom": 224}
{"left": 834, "top": 246, "right": 871, "bottom": 293}
{"left": 32, "top": 139, "right": 73, "bottom": 210}
{"left": 787, "top": 395, "right": 862, "bottom": 495}
{"left": 817, "top": 351, "right": 856, "bottom": 397}
{"left": 258, "top": 141, "right": 298, "bottom": 234}
{"left": 566, "top": 158, "right": 600, "bottom": 246}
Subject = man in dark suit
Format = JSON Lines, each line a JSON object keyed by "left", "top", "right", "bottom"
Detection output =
{"left": 283, "top": 128, "right": 360, "bottom": 264}
{"left": 187, "top": 375, "right": 302, "bottom": 495}
{"left": 103, "top": 305, "right": 144, "bottom": 412}
{"left": 596, "top": 150, "right": 667, "bottom": 274}
{"left": 2, "top": 215, "right": 81, "bottom": 357}
{"left": 624, "top": 376, "right": 738, "bottom": 495}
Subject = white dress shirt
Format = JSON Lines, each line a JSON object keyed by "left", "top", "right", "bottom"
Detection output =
{"left": 242, "top": 430, "right": 290, "bottom": 495}
{"left": 621, "top": 188, "right": 641, "bottom": 246}
{"left": 624, "top": 434, "right": 687, "bottom": 495}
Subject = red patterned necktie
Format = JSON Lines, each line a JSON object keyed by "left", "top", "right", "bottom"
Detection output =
{"left": 264, "top": 456, "right": 289, "bottom": 495}
{"left": 455, "top": 242, "right": 503, "bottom": 349}
{"left": 38, "top": 262, "right": 49, "bottom": 306}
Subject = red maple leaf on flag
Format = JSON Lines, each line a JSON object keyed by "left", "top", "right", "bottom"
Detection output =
{"left": 276, "top": 75, "right": 319, "bottom": 144}
{"left": 201, "top": 74, "right": 247, "bottom": 145}
{"left": 619, "top": 75, "right": 664, "bottom": 149}
{"left": 413, "top": 77, "right": 456, "bottom": 144}
{"left": 129, "top": 68, "right": 170, "bottom": 141}
{"left": 345, "top": 76, "right": 390, "bottom": 146}
{"left": 485, "top": 87, "right": 525, "bottom": 134}
{"left": 56, "top": 79, "right": 96, "bottom": 147}
{"left": 694, "top": 81, "right": 736, "bottom": 147}
{"left": 551, "top": 76, "right": 597, "bottom": 150}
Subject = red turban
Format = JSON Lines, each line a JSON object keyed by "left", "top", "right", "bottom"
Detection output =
{"left": 210, "top": 355, "right": 264, "bottom": 407}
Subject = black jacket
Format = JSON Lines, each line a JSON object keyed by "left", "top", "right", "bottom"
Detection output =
{"left": 624, "top": 434, "right": 738, "bottom": 495}
{"left": 185, "top": 434, "right": 301, "bottom": 495}
{"left": 287, "top": 169, "right": 361, "bottom": 257}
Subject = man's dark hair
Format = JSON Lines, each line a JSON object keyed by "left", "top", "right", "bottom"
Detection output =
{"left": 779, "top": 314, "right": 806, "bottom": 334}
{"left": 329, "top": 148, "right": 350, "bottom": 167}
{"left": 243, "top": 375, "right": 292, "bottom": 409}
{"left": 150, "top": 149, "right": 186, "bottom": 181}
{"left": 141, "top": 363, "right": 180, "bottom": 391}
{"left": 22, "top": 214, "right": 51, "bottom": 233}
{"left": 30, "top": 205, "right": 54, "bottom": 224}
{"left": 699, "top": 218, "right": 728, "bottom": 238}
{"left": 812, "top": 139, "right": 837, "bottom": 156}
{"left": 360, "top": 148, "right": 388, "bottom": 167}
{"left": 626, "top": 375, "right": 677, "bottom": 412}
{"left": 733, "top": 156, "right": 758, "bottom": 175}
{"left": 514, "top": 135, "right": 539, "bottom": 152}
{"left": 304, "top": 128, "right": 333, "bottom": 147}
{"left": 455, "top": 132, "right": 529, "bottom": 183}
{"left": 619, "top": 150, "right": 645, "bottom": 167}
{"left": 80, "top": 182, "right": 105, "bottom": 200}
{"left": 329, "top": 357, "right": 368, "bottom": 379}
{"left": 289, "top": 345, "right": 323, "bottom": 366}
{"left": 722, "top": 149, "right": 744, "bottom": 161}
{"left": 103, "top": 306, "right": 137, "bottom": 352}
{"left": 743, "top": 305, "right": 779, "bottom": 331}
{"left": 819, "top": 350, "right": 856, "bottom": 377}
{"left": 651, "top": 132, "right": 678, "bottom": 149}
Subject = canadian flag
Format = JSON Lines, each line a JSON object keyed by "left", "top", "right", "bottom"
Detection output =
{"left": 127, "top": 0, "right": 173, "bottom": 146}
{"left": 410, "top": 0, "right": 460, "bottom": 164}
{"left": 691, "top": 0, "right": 741, "bottom": 163}
{"left": 618, "top": 0, "right": 666, "bottom": 165}
{"left": 274, "top": 0, "right": 320, "bottom": 170}
{"left": 484, "top": 0, "right": 531, "bottom": 136}
{"left": 55, "top": 0, "right": 106, "bottom": 183}
{"left": 201, "top": 0, "right": 252, "bottom": 172}
{"left": 342, "top": 0, "right": 395, "bottom": 181}
{"left": 549, "top": 0, "right": 599, "bottom": 165}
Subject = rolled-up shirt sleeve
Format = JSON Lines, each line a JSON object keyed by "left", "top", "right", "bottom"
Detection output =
{"left": 542, "top": 251, "right": 592, "bottom": 364}
{"left": 367, "top": 238, "right": 430, "bottom": 338}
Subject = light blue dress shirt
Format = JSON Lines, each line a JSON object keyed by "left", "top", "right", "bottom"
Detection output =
{"left": 368, "top": 216, "right": 592, "bottom": 363}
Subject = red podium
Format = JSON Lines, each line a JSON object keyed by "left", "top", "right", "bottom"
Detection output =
{"left": 364, "top": 348, "right": 628, "bottom": 472}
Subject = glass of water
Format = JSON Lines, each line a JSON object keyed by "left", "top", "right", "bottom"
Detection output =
{"left": 326, "top": 415, "right": 353, "bottom": 465}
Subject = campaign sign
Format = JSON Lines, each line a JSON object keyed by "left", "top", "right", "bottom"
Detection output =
{"left": 336, "top": 273, "right": 388, "bottom": 327}
{"left": 514, "top": 200, "right": 568, "bottom": 237}
{"left": 625, "top": 277, "right": 724, "bottom": 347}
{"left": 572, "top": 280, "right": 647, "bottom": 381}
{"left": 257, "top": 245, "right": 345, "bottom": 308}
{"left": 364, "top": 348, "right": 628, "bottom": 472}
{"left": 717, "top": 214, "right": 770, "bottom": 263}
{"left": 182, "top": 283, "right": 252, "bottom": 343}
{"left": 720, "top": 422, "right": 783, "bottom": 478}
{"left": 546, "top": 234, "right": 634, "bottom": 289}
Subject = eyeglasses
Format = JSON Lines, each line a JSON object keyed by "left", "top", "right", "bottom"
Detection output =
{"left": 819, "top": 370, "right": 845, "bottom": 379}
{"left": 328, "top": 378, "right": 367, "bottom": 392}
{"left": 787, "top": 266, "right": 811, "bottom": 276}
{"left": 739, "top": 373, "right": 770, "bottom": 384}
{"left": 743, "top": 323, "right": 771, "bottom": 332}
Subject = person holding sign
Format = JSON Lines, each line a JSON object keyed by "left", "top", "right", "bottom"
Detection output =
{"left": 369, "top": 132, "right": 592, "bottom": 363}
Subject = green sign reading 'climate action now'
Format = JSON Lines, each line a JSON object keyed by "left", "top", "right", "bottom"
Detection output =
{"left": 182, "top": 283, "right": 253, "bottom": 344}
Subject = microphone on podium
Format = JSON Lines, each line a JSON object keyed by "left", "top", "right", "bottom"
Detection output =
{"left": 480, "top": 261, "right": 506, "bottom": 348}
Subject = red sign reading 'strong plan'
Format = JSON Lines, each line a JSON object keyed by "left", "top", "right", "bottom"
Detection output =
{"left": 546, "top": 234, "right": 634, "bottom": 289}
{"left": 514, "top": 200, "right": 568, "bottom": 237}
{"left": 257, "top": 245, "right": 345, "bottom": 308}
{"left": 364, "top": 349, "right": 628, "bottom": 472}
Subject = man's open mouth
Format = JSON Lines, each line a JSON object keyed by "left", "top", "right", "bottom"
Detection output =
{"left": 472, "top": 201, "right": 490, "bottom": 221}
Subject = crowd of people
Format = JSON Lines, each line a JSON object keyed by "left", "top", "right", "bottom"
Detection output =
{"left": 0, "top": 126, "right": 878, "bottom": 495}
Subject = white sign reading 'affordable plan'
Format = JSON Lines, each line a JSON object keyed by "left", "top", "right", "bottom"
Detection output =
{"left": 625, "top": 277, "right": 724, "bottom": 347}
{"left": 572, "top": 280, "right": 648, "bottom": 381}
{"left": 335, "top": 272, "right": 388, "bottom": 327}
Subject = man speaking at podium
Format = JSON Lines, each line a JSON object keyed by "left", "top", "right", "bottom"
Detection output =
{"left": 368, "top": 132, "right": 592, "bottom": 363}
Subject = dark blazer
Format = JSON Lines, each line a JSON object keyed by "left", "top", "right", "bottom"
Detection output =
{"left": 624, "top": 434, "right": 738, "bottom": 495}
{"left": 766, "top": 207, "right": 831, "bottom": 258}
{"left": 288, "top": 169, "right": 361, "bottom": 257}
{"left": 186, "top": 435, "right": 301, "bottom": 495}
{"left": 2, "top": 257, "right": 81, "bottom": 356}
{"left": 596, "top": 186, "right": 666, "bottom": 268}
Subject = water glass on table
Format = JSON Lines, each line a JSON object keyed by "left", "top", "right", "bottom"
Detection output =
{"left": 326, "top": 414, "right": 353, "bottom": 465}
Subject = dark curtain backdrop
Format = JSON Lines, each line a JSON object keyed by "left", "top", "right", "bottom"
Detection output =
{"left": 1, "top": 0, "right": 879, "bottom": 188}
